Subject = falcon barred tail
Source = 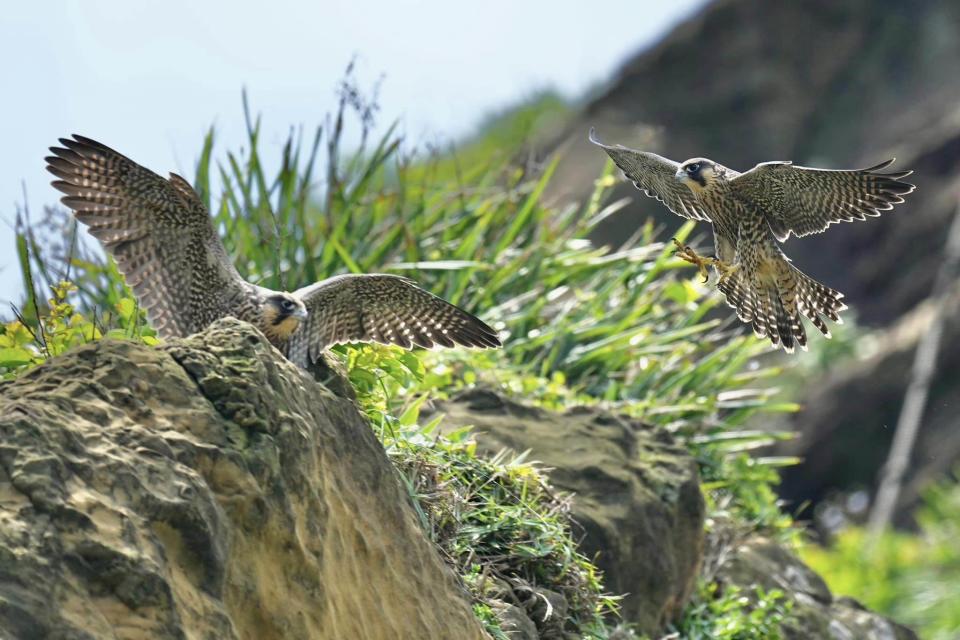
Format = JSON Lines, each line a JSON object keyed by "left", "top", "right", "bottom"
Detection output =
{"left": 717, "top": 257, "right": 845, "bottom": 353}
{"left": 47, "top": 134, "right": 501, "bottom": 370}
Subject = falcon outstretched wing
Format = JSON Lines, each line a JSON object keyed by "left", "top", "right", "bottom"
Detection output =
{"left": 588, "top": 128, "right": 711, "bottom": 222}
{"left": 46, "top": 135, "right": 247, "bottom": 338}
{"left": 730, "top": 160, "right": 915, "bottom": 241}
{"left": 287, "top": 274, "right": 501, "bottom": 364}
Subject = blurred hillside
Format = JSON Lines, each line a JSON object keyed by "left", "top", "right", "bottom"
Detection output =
{"left": 534, "top": 0, "right": 960, "bottom": 522}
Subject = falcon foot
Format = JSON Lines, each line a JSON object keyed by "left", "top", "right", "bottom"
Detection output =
{"left": 714, "top": 259, "right": 739, "bottom": 282}
{"left": 671, "top": 238, "right": 737, "bottom": 284}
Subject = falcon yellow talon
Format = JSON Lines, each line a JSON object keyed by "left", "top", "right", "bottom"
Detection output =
{"left": 671, "top": 239, "right": 711, "bottom": 282}
{"left": 714, "top": 261, "right": 739, "bottom": 281}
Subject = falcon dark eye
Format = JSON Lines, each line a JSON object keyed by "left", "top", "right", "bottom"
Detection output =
{"left": 280, "top": 299, "right": 295, "bottom": 311}
{"left": 686, "top": 163, "right": 700, "bottom": 174}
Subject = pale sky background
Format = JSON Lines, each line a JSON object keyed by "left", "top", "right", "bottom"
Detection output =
{"left": 0, "top": 0, "right": 706, "bottom": 305}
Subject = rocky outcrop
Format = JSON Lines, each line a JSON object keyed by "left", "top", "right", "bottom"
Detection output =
{"left": 0, "top": 319, "right": 920, "bottom": 639}
{"left": 0, "top": 319, "right": 485, "bottom": 640}
{"left": 719, "top": 537, "right": 918, "bottom": 640}
{"left": 432, "top": 389, "right": 705, "bottom": 635}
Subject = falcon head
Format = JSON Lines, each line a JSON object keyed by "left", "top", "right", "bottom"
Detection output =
{"left": 676, "top": 158, "right": 717, "bottom": 192}
{"left": 261, "top": 293, "right": 308, "bottom": 341}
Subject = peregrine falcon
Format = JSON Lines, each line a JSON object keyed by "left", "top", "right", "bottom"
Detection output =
{"left": 589, "top": 129, "right": 915, "bottom": 352}
{"left": 46, "top": 135, "right": 501, "bottom": 367}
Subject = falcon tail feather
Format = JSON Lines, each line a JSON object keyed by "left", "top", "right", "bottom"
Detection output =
{"left": 718, "top": 259, "right": 844, "bottom": 352}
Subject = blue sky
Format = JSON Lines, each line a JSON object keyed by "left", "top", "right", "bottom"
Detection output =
{"left": 0, "top": 0, "right": 705, "bottom": 304}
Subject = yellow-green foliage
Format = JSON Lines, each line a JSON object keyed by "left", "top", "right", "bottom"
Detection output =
{"left": 802, "top": 474, "right": 960, "bottom": 640}
{"left": 0, "top": 281, "right": 155, "bottom": 379}
{"left": 404, "top": 90, "right": 570, "bottom": 185}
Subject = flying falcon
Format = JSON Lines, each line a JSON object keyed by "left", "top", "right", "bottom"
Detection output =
{"left": 589, "top": 129, "right": 915, "bottom": 352}
{"left": 46, "top": 135, "right": 500, "bottom": 367}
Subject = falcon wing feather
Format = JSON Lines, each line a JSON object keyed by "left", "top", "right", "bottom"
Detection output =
{"left": 46, "top": 135, "right": 246, "bottom": 338}
{"left": 588, "top": 128, "right": 711, "bottom": 222}
{"left": 731, "top": 159, "right": 916, "bottom": 241}
{"left": 287, "top": 274, "right": 501, "bottom": 365}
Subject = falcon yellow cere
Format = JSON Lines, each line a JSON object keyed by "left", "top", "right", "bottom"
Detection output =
{"left": 589, "top": 129, "right": 915, "bottom": 353}
{"left": 47, "top": 135, "right": 500, "bottom": 368}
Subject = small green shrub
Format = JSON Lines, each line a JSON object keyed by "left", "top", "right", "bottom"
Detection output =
{"left": 0, "top": 280, "right": 154, "bottom": 379}
{"left": 342, "top": 343, "right": 618, "bottom": 637}
{"left": 676, "top": 581, "right": 792, "bottom": 640}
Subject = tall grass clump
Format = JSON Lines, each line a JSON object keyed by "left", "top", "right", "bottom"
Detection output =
{"left": 6, "top": 70, "right": 800, "bottom": 636}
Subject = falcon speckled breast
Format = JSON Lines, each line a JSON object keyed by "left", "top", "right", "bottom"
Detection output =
{"left": 589, "top": 129, "right": 915, "bottom": 353}
{"left": 47, "top": 135, "right": 501, "bottom": 367}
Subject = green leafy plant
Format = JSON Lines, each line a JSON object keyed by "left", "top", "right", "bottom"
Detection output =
{"left": 339, "top": 343, "right": 618, "bottom": 638}
{"left": 676, "top": 581, "right": 792, "bottom": 640}
{"left": 1, "top": 278, "right": 154, "bottom": 379}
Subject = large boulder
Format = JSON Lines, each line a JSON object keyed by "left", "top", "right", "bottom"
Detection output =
{"left": 0, "top": 318, "right": 485, "bottom": 640}
{"left": 432, "top": 389, "right": 705, "bottom": 635}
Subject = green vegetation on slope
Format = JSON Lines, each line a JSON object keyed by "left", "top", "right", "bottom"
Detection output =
{"left": 4, "top": 80, "right": 806, "bottom": 637}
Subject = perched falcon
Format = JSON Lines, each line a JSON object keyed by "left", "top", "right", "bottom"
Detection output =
{"left": 46, "top": 135, "right": 500, "bottom": 367}
{"left": 589, "top": 129, "right": 915, "bottom": 353}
